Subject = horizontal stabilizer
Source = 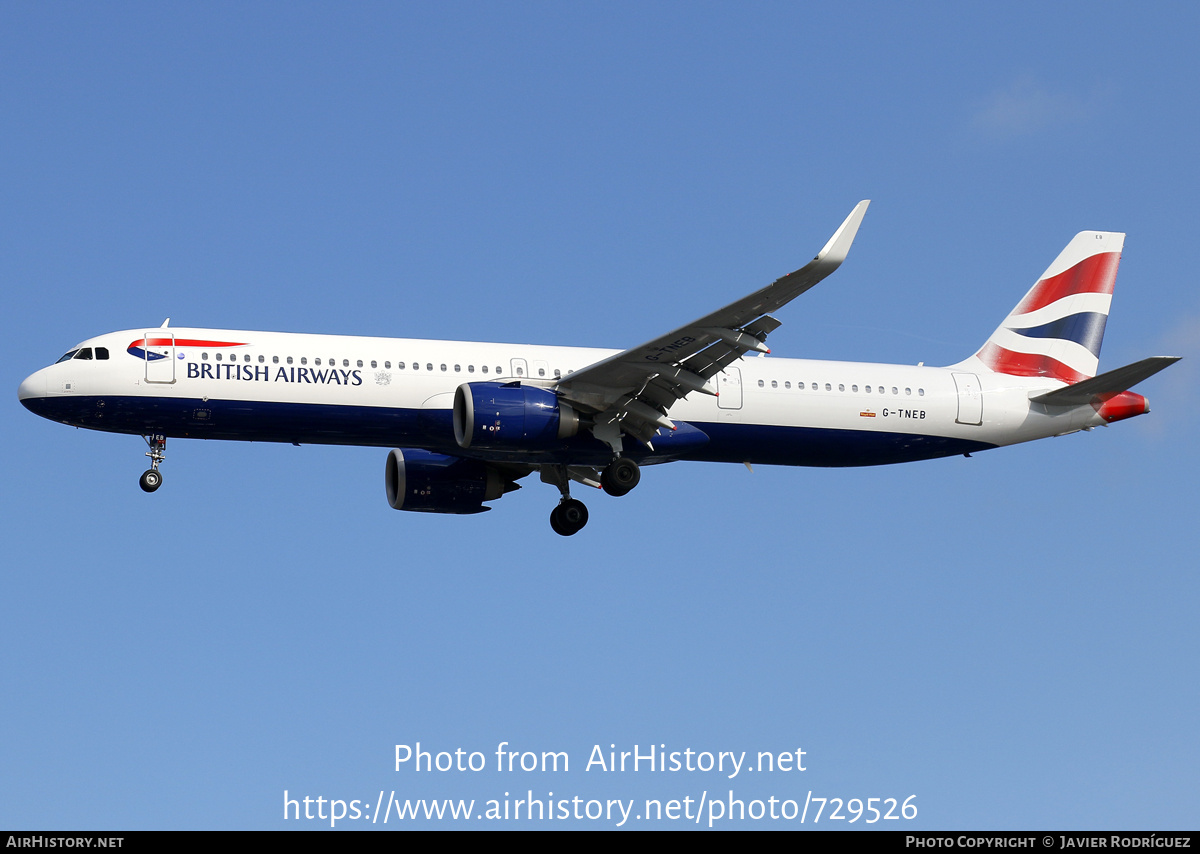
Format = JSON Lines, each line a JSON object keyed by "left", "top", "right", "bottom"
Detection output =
{"left": 1030, "top": 356, "right": 1180, "bottom": 406}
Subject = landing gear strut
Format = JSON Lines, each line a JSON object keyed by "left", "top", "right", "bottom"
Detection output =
{"left": 140, "top": 434, "right": 166, "bottom": 493}
{"left": 543, "top": 465, "right": 589, "bottom": 536}
{"left": 601, "top": 457, "right": 640, "bottom": 496}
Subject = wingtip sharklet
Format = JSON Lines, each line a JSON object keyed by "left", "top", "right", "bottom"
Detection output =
{"left": 815, "top": 200, "right": 870, "bottom": 265}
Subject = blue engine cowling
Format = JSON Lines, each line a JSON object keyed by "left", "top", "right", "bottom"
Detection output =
{"left": 385, "top": 448, "right": 514, "bottom": 514}
{"left": 453, "top": 382, "right": 580, "bottom": 451}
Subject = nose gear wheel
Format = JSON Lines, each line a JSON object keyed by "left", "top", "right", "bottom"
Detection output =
{"left": 140, "top": 435, "right": 166, "bottom": 493}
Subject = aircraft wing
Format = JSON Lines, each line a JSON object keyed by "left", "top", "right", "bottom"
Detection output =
{"left": 556, "top": 200, "right": 870, "bottom": 445}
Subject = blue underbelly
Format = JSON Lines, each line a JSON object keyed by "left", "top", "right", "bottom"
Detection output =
{"left": 22, "top": 394, "right": 995, "bottom": 467}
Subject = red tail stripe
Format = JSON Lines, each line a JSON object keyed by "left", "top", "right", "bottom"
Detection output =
{"left": 976, "top": 343, "right": 1089, "bottom": 383}
{"left": 1014, "top": 252, "right": 1120, "bottom": 316}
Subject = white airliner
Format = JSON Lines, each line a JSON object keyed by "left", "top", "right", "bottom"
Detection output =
{"left": 18, "top": 202, "right": 1178, "bottom": 535}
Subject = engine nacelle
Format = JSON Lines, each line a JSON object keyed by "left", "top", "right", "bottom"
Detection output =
{"left": 384, "top": 448, "right": 512, "bottom": 515}
{"left": 453, "top": 382, "right": 580, "bottom": 451}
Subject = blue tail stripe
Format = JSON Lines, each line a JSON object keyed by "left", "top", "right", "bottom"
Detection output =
{"left": 1007, "top": 312, "right": 1108, "bottom": 357}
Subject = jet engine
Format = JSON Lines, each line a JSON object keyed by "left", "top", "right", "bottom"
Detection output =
{"left": 384, "top": 448, "right": 517, "bottom": 514}
{"left": 453, "top": 382, "right": 580, "bottom": 451}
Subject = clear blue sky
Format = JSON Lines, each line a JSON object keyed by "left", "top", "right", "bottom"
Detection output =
{"left": 3, "top": 2, "right": 1197, "bottom": 829}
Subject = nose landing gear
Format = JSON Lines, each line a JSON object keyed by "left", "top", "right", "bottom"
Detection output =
{"left": 140, "top": 435, "right": 166, "bottom": 493}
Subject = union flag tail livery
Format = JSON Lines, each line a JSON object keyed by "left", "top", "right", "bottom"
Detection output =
{"left": 18, "top": 203, "right": 1180, "bottom": 535}
{"left": 969, "top": 231, "right": 1123, "bottom": 384}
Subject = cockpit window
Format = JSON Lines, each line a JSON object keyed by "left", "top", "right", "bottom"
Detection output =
{"left": 74, "top": 348, "right": 93, "bottom": 360}
{"left": 95, "top": 347, "right": 109, "bottom": 360}
{"left": 55, "top": 349, "right": 79, "bottom": 364}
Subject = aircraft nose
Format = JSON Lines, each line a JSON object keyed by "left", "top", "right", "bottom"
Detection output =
{"left": 18, "top": 370, "right": 45, "bottom": 408}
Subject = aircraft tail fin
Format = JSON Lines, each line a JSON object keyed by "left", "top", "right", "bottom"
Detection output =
{"left": 970, "top": 231, "right": 1124, "bottom": 383}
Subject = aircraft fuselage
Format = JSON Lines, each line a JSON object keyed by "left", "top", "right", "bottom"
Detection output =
{"left": 19, "top": 326, "right": 1109, "bottom": 469}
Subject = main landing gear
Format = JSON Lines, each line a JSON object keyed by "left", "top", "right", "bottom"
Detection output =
{"left": 550, "top": 498, "right": 588, "bottom": 537}
{"left": 545, "top": 457, "right": 641, "bottom": 536}
{"left": 543, "top": 464, "right": 591, "bottom": 537}
{"left": 600, "top": 456, "right": 640, "bottom": 496}
{"left": 139, "top": 434, "right": 166, "bottom": 493}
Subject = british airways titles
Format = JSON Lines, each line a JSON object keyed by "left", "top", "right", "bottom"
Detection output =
{"left": 186, "top": 361, "right": 364, "bottom": 386}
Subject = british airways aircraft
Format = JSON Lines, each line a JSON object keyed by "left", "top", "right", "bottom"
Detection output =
{"left": 18, "top": 202, "right": 1178, "bottom": 535}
